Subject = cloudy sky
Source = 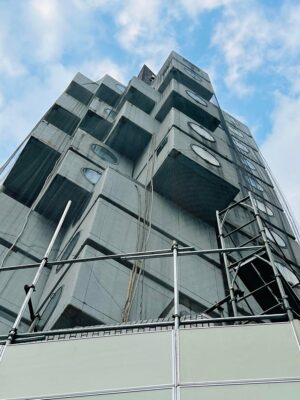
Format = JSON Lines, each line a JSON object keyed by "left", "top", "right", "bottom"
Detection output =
{"left": 0, "top": 0, "right": 299, "bottom": 230}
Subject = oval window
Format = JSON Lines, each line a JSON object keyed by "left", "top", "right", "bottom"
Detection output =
{"left": 246, "top": 175, "right": 264, "bottom": 192}
{"left": 115, "top": 83, "right": 126, "bottom": 94}
{"left": 241, "top": 156, "right": 256, "bottom": 171}
{"left": 265, "top": 228, "right": 286, "bottom": 248}
{"left": 82, "top": 168, "right": 102, "bottom": 185}
{"left": 38, "top": 286, "right": 63, "bottom": 329}
{"left": 188, "top": 122, "right": 215, "bottom": 142}
{"left": 254, "top": 198, "right": 273, "bottom": 216}
{"left": 233, "top": 138, "right": 249, "bottom": 153}
{"left": 191, "top": 145, "right": 220, "bottom": 167}
{"left": 274, "top": 262, "right": 299, "bottom": 286}
{"left": 186, "top": 90, "right": 207, "bottom": 107}
{"left": 91, "top": 144, "right": 118, "bottom": 164}
{"left": 56, "top": 231, "right": 80, "bottom": 272}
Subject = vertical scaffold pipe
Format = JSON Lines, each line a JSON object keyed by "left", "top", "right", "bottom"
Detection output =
{"left": 172, "top": 240, "right": 180, "bottom": 400}
{"left": 6, "top": 200, "right": 72, "bottom": 344}
{"left": 248, "top": 192, "right": 294, "bottom": 322}
{"left": 172, "top": 241, "right": 180, "bottom": 329}
{"left": 216, "top": 210, "right": 238, "bottom": 317}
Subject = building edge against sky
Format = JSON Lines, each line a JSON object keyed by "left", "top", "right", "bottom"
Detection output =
{"left": 0, "top": 51, "right": 299, "bottom": 399}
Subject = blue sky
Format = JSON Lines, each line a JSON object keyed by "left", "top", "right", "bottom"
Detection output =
{"left": 0, "top": 0, "right": 299, "bottom": 228}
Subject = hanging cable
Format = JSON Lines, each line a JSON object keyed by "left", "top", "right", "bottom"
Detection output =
{"left": 122, "top": 133, "right": 156, "bottom": 322}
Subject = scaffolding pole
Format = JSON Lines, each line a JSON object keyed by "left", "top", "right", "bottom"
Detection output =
{"left": 172, "top": 241, "right": 180, "bottom": 400}
{"left": 216, "top": 210, "right": 238, "bottom": 317}
{"left": 2, "top": 200, "right": 71, "bottom": 349}
{"left": 0, "top": 192, "right": 298, "bottom": 348}
{"left": 0, "top": 246, "right": 264, "bottom": 272}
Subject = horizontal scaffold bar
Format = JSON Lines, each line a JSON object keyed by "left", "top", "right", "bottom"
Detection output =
{"left": 0, "top": 313, "right": 287, "bottom": 344}
{"left": 0, "top": 246, "right": 264, "bottom": 272}
{"left": 218, "top": 195, "right": 251, "bottom": 215}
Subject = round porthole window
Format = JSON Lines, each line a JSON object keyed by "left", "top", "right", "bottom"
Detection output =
{"left": 253, "top": 198, "right": 274, "bottom": 216}
{"left": 246, "top": 175, "right": 264, "bottom": 192}
{"left": 56, "top": 231, "right": 80, "bottom": 272}
{"left": 191, "top": 144, "right": 220, "bottom": 167}
{"left": 274, "top": 262, "right": 299, "bottom": 286}
{"left": 184, "top": 67, "right": 203, "bottom": 82}
{"left": 233, "top": 138, "right": 249, "bottom": 153}
{"left": 38, "top": 286, "right": 63, "bottom": 329}
{"left": 188, "top": 122, "right": 215, "bottom": 142}
{"left": 265, "top": 228, "right": 286, "bottom": 248}
{"left": 82, "top": 168, "right": 102, "bottom": 185}
{"left": 241, "top": 156, "right": 256, "bottom": 171}
{"left": 91, "top": 144, "right": 118, "bottom": 164}
{"left": 115, "top": 83, "right": 126, "bottom": 94}
{"left": 186, "top": 90, "right": 207, "bottom": 107}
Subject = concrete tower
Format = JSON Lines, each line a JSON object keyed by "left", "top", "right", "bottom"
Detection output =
{"left": 0, "top": 52, "right": 299, "bottom": 399}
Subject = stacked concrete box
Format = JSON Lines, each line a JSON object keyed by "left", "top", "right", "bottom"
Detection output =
{"left": 96, "top": 75, "right": 125, "bottom": 106}
{"left": 105, "top": 102, "right": 159, "bottom": 161}
{"left": 154, "top": 79, "right": 220, "bottom": 130}
{"left": 38, "top": 167, "right": 227, "bottom": 329}
{"left": 155, "top": 56, "right": 214, "bottom": 101}
{"left": 0, "top": 51, "right": 299, "bottom": 336}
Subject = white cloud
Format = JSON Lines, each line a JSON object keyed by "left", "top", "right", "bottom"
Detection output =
{"left": 212, "top": 2, "right": 272, "bottom": 96}
{"left": 27, "top": 0, "right": 66, "bottom": 62}
{"left": 179, "top": 0, "right": 233, "bottom": 16}
{"left": 0, "top": 63, "right": 75, "bottom": 149}
{"left": 73, "top": 0, "right": 115, "bottom": 9}
{"left": 260, "top": 93, "right": 300, "bottom": 231}
{"left": 78, "top": 58, "right": 128, "bottom": 83}
{"left": 212, "top": 1, "right": 300, "bottom": 96}
{"left": 115, "top": 0, "right": 179, "bottom": 72}
{"left": 0, "top": 0, "right": 127, "bottom": 166}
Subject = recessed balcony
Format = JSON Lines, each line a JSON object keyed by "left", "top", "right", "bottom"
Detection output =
{"left": 105, "top": 102, "right": 158, "bottom": 161}
{"left": 3, "top": 137, "right": 60, "bottom": 207}
{"left": 79, "top": 110, "right": 112, "bottom": 141}
{"left": 95, "top": 75, "right": 125, "bottom": 106}
{"left": 44, "top": 104, "right": 80, "bottom": 136}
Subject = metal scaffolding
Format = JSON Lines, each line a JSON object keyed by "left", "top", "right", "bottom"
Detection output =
{"left": 0, "top": 191, "right": 299, "bottom": 357}
{"left": 216, "top": 192, "right": 294, "bottom": 322}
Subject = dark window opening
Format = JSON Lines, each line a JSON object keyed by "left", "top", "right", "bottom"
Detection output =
{"left": 44, "top": 105, "right": 80, "bottom": 135}
{"left": 66, "top": 81, "right": 93, "bottom": 105}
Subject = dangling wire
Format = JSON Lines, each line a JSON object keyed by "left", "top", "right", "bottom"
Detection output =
{"left": 122, "top": 133, "right": 156, "bottom": 322}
